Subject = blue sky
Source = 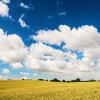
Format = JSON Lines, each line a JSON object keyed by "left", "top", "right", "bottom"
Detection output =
{"left": 1, "top": 0, "right": 100, "bottom": 45}
{"left": 0, "top": 0, "right": 100, "bottom": 80}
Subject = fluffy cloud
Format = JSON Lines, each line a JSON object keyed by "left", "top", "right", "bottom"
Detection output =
{"left": 25, "top": 42, "right": 69, "bottom": 72}
{"left": 2, "top": 0, "right": 10, "bottom": 4}
{"left": 1, "top": 25, "right": 100, "bottom": 80}
{"left": 2, "top": 68, "right": 9, "bottom": 74}
{"left": 18, "top": 14, "right": 29, "bottom": 28}
{"left": 0, "top": 68, "right": 9, "bottom": 80}
{"left": 34, "top": 25, "right": 100, "bottom": 65}
{"left": 11, "top": 63, "right": 23, "bottom": 69}
{"left": 32, "top": 25, "right": 100, "bottom": 79}
{"left": 24, "top": 42, "right": 95, "bottom": 75}
{"left": 0, "top": 1, "right": 9, "bottom": 17}
{"left": 34, "top": 25, "right": 100, "bottom": 51}
{"left": 0, "top": 28, "right": 27, "bottom": 69}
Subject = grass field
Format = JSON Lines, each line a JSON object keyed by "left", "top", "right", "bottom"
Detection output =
{"left": 0, "top": 80, "right": 100, "bottom": 100}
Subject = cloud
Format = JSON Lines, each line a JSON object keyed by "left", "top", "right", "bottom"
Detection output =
{"left": 34, "top": 25, "right": 100, "bottom": 51}
{"left": 0, "top": 28, "right": 4, "bottom": 34}
{"left": 0, "top": 1, "right": 9, "bottom": 17}
{"left": 24, "top": 42, "right": 95, "bottom": 75}
{"left": 1, "top": 75, "right": 8, "bottom": 80}
{"left": 20, "top": 71, "right": 29, "bottom": 79}
{"left": 1, "top": 25, "right": 100, "bottom": 80}
{"left": 18, "top": 14, "right": 29, "bottom": 28}
{"left": 33, "top": 73, "right": 38, "bottom": 76}
{"left": 20, "top": 72, "right": 29, "bottom": 76}
{"left": 0, "top": 0, "right": 13, "bottom": 20}
{"left": 25, "top": 42, "right": 68, "bottom": 72}
{"left": 0, "top": 67, "right": 9, "bottom": 80}
{"left": 20, "top": 3, "right": 30, "bottom": 9}
{"left": 2, "top": 68, "right": 9, "bottom": 74}
{"left": 2, "top": 0, "right": 10, "bottom": 4}
{"left": 0, "top": 75, "right": 2, "bottom": 79}
{"left": 32, "top": 25, "right": 100, "bottom": 79}
{"left": 0, "top": 28, "right": 28, "bottom": 69}
{"left": 11, "top": 63, "right": 23, "bottom": 69}
{"left": 0, "top": 68, "right": 9, "bottom": 80}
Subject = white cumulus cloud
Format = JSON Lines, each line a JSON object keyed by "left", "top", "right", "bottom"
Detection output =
{"left": 0, "top": 28, "right": 28, "bottom": 69}
{"left": 2, "top": 0, "right": 10, "bottom": 4}
{"left": 11, "top": 63, "right": 23, "bottom": 69}
{"left": 31, "top": 25, "right": 100, "bottom": 79}
{"left": 34, "top": 25, "right": 100, "bottom": 51}
{"left": 0, "top": 1, "right": 9, "bottom": 17}
{"left": 2, "top": 68, "right": 9, "bottom": 74}
{"left": 1, "top": 25, "right": 100, "bottom": 80}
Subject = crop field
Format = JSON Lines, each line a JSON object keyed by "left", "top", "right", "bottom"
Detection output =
{"left": 0, "top": 80, "right": 100, "bottom": 100}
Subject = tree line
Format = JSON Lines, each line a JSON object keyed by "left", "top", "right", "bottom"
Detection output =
{"left": 37, "top": 78, "right": 97, "bottom": 82}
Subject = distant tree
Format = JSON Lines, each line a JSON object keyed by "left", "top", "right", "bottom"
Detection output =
{"left": 62, "top": 80, "right": 66, "bottom": 82}
{"left": 50, "top": 78, "right": 61, "bottom": 82}
{"left": 71, "top": 78, "right": 81, "bottom": 82}
{"left": 38, "top": 79, "right": 44, "bottom": 81}
{"left": 76, "top": 78, "right": 81, "bottom": 82}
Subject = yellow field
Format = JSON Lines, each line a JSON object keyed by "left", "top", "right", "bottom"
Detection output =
{"left": 0, "top": 80, "right": 100, "bottom": 100}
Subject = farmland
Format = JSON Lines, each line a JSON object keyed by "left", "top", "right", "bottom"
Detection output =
{"left": 0, "top": 80, "right": 100, "bottom": 100}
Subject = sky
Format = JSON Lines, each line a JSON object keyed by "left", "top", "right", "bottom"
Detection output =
{"left": 0, "top": 0, "right": 100, "bottom": 80}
